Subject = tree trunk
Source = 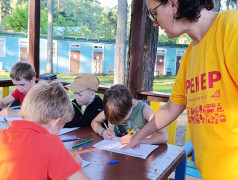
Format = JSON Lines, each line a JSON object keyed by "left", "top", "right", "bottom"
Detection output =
{"left": 46, "top": 0, "right": 54, "bottom": 73}
{"left": 226, "top": 0, "right": 231, "bottom": 10}
{"left": 140, "top": 16, "right": 158, "bottom": 91}
{"left": 114, "top": 0, "right": 127, "bottom": 85}
{"left": 0, "top": 1, "right": 2, "bottom": 23}
{"left": 0, "top": 0, "right": 11, "bottom": 23}
{"left": 213, "top": 0, "right": 221, "bottom": 12}
{"left": 126, "top": 0, "right": 157, "bottom": 97}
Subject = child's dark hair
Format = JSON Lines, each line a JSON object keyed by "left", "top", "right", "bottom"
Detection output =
{"left": 103, "top": 84, "right": 132, "bottom": 125}
{"left": 157, "top": 0, "right": 214, "bottom": 22}
{"left": 10, "top": 62, "right": 36, "bottom": 81}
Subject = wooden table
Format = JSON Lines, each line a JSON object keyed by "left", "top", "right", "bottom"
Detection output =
{"left": 60, "top": 127, "right": 185, "bottom": 180}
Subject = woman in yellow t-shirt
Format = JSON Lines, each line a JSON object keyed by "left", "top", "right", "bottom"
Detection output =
{"left": 123, "top": 0, "right": 238, "bottom": 179}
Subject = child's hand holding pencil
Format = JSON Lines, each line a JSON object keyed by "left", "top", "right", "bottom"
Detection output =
{"left": 0, "top": 101, "right": 16, "bottom": 118}
{"left": 101, "top": 130, "right": 115, "bottom": 140}
{"left": 101, "top": 119, "right": 115, "bottom": 140}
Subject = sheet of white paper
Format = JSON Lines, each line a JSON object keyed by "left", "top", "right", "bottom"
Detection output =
{"left": 93, "top": 137, "right": 158, "bottom": 159}
{"left": 0, "top": 122, "right": 9, "bottom": 129}
{"left": 59, "top": 127, "right": 79, "bottom": 135}
{"left": 0, "top": 116, "right": 22, "bottom": 122}
{"left": 0, "top": 116, "right": 23, "bottom": 129}
{"left": 82, "top": 160, "right": 91, "bottom": 168}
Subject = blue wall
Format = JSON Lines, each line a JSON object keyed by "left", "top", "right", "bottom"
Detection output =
{"left": 0, "top": 33, "right": 188, "bottom": 75}
{"left": 0, "top": 36, "right": 19, "bottom": 71}
{"left": 103, "top": 44, "right": 115, "bottom": 74}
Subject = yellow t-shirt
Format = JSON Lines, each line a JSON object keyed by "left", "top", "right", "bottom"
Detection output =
{"left": 170, "top": 10, "right": 238, "bottom": 180}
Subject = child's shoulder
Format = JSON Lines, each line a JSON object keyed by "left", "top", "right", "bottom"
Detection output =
{"left": 132, "top": 100, "right": 147, "bottom": 112}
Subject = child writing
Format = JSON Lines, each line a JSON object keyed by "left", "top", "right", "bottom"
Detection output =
{"left": 0, "top": 81, "right": 89, "bottom": 180}
{"left": 91, "top": 84, "right": 168, "bottom": 145}
{"left": 0, "top": 61, "right": 36, "bottom": 117}
{"left": 64, "top": 73, "right": 103, "bottom": 127}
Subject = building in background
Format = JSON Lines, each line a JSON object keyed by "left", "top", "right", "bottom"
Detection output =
{"left": 0, "top": 33, "right": 188, "bottom": 76}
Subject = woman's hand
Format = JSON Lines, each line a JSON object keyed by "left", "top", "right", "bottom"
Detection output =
{"left": 121, "top": 135, "right": 140, "bottom": 150}
{"left": 120, "top": 134, "right": 133, "bottom": 144}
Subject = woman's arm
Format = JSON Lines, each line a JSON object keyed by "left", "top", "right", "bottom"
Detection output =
{"left": 141, "top": 104, "right": 168, "bottom": 144}
{"left": 122, "top": 100, "right": 186, "bottom": 149}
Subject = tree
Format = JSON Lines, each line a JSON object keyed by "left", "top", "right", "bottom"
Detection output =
{"left": 3, "top": 2, "right": 48, "bottom": 33}
{"left": 213, "top": 0, "right": 221, "bottom": 12}
{"left": 141, "top": 15, "right": 158, "bottom": 92}
{"left": 226, "top": 0, "right": 238, "bottom": 10}
{"left": 114, "top": 0, "right": 127, "bottom": 84}
{"left": 46, "top": 0, "right": 54, "bottom": 73}
{"left": 2, "top": 0, "right": 123, "bottom": 39}
{"left": 3, "top": 3, "right": 28, "bottom": 32}
{"left": 0, "top": 0, "right": 11, "bottom": 23}
{"left": 159, "top": 33, "right": 191, "bottom": 45}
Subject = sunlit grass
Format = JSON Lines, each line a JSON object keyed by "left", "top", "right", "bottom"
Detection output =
{"left": 0, "top": 73, "right": 176, "bottom": 98}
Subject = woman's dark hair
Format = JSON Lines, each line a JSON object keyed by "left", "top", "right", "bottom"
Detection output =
{"left": 158, "top": 0, "right": 214, "bottom": 22}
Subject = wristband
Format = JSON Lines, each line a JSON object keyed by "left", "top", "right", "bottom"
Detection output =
{"left": 101, "top": 128, "right": 106, "bottom": 137}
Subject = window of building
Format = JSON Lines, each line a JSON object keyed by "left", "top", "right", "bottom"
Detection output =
{"left": 0, "top": 38, "right": 6, "bottom": 57}
{"left": 157, "top": 48, "right": 166, "bottom": 53}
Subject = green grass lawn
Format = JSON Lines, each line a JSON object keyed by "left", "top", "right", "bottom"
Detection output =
{"left": 58, "top": 74, "right": 176, "bottom": 93}
{"left": 0, "top": 74, "right": 176, "bottom": 99}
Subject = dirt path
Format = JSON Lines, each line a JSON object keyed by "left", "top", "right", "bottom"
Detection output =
{"left": 175, "top": 110, "right": 187, "bottom": 146}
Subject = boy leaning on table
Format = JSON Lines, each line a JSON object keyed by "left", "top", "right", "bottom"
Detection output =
{"left": 0, "top": 81, "right": 89, "bottom": 180}
{"left": 0, "top": 61, "right": 36, "bottom": 117}
{"left": 91, "top": 84, "right": 168, "bottom": 145}
{"left": 64, "top": 73, "right": 103, "bottom": 128}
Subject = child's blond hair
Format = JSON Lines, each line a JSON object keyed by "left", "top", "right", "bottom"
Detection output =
{"left": 21, "top": 81, "right": 74, "bottom": 124}
{"left": 10, "top": 61, "right": 36, "bottom": 81}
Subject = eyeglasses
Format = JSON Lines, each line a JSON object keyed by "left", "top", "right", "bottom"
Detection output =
{"left": 147, "top": 3, "right": 162, "bottom": 24}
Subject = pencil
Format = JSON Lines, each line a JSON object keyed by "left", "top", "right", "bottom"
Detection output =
{"left": 71, "top": 143, "right": 88, "bottom": 156}
{"left": 62, "top": 138, "right": 80, "bottom": 142}
{"left": 72, "top": 139, "right": 93, "bottom": 148}
{"left": 128, "top": 126, "right": 138, "bottom": 135}
{"left": 71, "top": 151, "right": 78, "bottom": 156}
{"left": 106, "top": 160, "right": 119, "bottom": 165}
{"left": 78, "top": 142, "right": 88, "bottom": 151}
{"left": 6, "top": 101, "right": 14, "bottom": 109}
{"left": 3, "top": 117, "right": 11, "bottom": 126}
{"left": 102, "top": 119, "right": 109, "bottom": 131}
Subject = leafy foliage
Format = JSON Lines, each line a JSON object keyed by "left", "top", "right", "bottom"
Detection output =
{"left": 3, "top": 2, "right": 48, "bottom": 34}
{"left": 2, "top": 0, "right": 120, "bottom": 39}
{"left": 2, "top": 0, "right": 192, "bottom": 43}
{"left": 158, "top": 33, "right": 192, "bottom": 45}
{"left": 3, "top": 3, "right": 28, "bottom": 32}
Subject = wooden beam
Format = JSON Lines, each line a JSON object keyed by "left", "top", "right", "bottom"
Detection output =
{"left": 28, "top": 0, "right": 40, "bottom": 78}
{"left": 128, "top": 0, "right": 147, "bottom": 98}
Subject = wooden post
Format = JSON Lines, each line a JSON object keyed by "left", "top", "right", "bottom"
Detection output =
{"left": 128, "top": 0, "right": 147, "bottom": 98}
{"left": 28, "top": 0, "right": 40, "bottom": 78}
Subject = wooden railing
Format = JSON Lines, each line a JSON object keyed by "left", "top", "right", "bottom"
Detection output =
{"left": 0, "top": 79, "right": 170, "bottom": 100}
{"left": 1, "top": 79, "right": 185, "bottom": 145}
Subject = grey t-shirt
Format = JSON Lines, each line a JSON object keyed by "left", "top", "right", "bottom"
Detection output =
{"left": 114, "top": 101, "right": 147, "bottom": 136}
